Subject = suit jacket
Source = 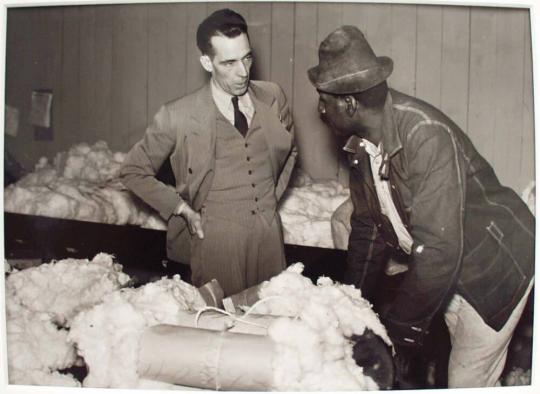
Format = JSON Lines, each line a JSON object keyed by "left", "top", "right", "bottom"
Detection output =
{"left": 120, "top": 80, "right": 297, "bottom": 264}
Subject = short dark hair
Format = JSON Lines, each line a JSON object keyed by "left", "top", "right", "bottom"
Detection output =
{"left": 196, "top": 9, "right": 248, "bottom": 56}
{"left": 352, "top": 81, "right": 389, "bottom": 109}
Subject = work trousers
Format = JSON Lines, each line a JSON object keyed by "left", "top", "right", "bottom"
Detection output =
{"left": 444, "top": 278, "right": 533, "bottom": 388}
{"left": 190, "top": 210, "right": 286, "bottom": 296}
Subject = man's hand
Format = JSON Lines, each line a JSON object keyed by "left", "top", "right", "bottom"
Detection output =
{"left": 178, "top": 204, "right": 204, "bottom": 239}
{"left": 392, "top": 343, "right": 421, "bottom": 388}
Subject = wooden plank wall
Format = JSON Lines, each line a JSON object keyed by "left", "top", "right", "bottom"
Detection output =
{"left": 4, "top": 2, "right": 535, "bottom": 194}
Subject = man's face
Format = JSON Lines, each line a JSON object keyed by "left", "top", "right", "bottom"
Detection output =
{"left": 204, "top": 33, "right": 253, "bottom": 96}
{"left": 317, "top": 92, "right": 356, "bottom": 137}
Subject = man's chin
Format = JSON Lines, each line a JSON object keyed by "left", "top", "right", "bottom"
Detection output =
{"left": 235, "top": 85, "right": 249, "bottom": 96}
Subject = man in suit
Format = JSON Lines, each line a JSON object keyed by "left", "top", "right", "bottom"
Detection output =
{"left": 120, "top": 9, "right": 297, "bottom": 296}
{"left": 308, "top": 26, "right": 534, "bottom": 388}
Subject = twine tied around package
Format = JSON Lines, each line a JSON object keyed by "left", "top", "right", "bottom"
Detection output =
{"left": 195, "top": 295, "right": 289, "bottom": 331}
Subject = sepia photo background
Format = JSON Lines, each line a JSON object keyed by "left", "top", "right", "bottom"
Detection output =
{"left": 1, "top": 0, "right": 538, "bottom": 393}
{"left": 4, "top": 0, "right": 535, "bottom": 195}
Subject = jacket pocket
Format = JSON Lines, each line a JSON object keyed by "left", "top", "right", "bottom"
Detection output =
{"left": 459, "top": 221, "right": 527, "bottom": 326}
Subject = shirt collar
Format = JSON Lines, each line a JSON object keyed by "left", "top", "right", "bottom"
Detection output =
{"left": 210, "top": 78, "right": 252, "bottom": 112}
{"left": 342, "top": 135, "right": 381, "bottom": 158}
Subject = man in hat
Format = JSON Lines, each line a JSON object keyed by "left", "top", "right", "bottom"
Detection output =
{"left": 120, "top": 9, "right": 297, "bottom": 296}
{"left": 308, "top": 25, "right": 534, "bottom": 388}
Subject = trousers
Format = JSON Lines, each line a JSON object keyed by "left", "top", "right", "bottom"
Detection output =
{"left": 190, "top": 210, "right": 286, "bottom": 296}
{"left": 444, "top": 278, "right": 533, "bottom": 387}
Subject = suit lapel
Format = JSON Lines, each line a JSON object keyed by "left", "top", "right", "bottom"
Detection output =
{"left": 248, "top": 84, "right": 283, "bottom": 182}
{"left": 186, "top": 83, "right": 217, "bottom": 208}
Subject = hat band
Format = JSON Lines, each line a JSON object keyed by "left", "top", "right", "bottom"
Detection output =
{"left": 317, "top": 66, "right": 381, "bottom": 88}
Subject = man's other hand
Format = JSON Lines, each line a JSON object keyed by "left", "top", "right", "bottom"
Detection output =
{"left": 180, "top": 205, "right": 204, "bottom": 239}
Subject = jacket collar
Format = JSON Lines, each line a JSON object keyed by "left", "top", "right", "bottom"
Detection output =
{"left": 343, "top": 91, "right": 402, "bottom": 179}
{"left": 380, "top": 90, "right": 402, "bottom": 159}
{"left": 190, "top": 80, "right": 276, "bottom": 126}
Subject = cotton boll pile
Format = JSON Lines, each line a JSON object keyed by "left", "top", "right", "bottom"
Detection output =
{"left": 3, "top": 141, "right": 167, "bottom": 229}
{"left": 6, "top": 308, "right": 79, "bottom": 386}
{"left": 4, "top": 253, "right": 131, "bottom": 386}
{"left": 279, "top": 169, "right": 349, "bottom": 248}
{"left": 6, "top": 253, "right": 130, "bottom": 326}
{"left": 252, "top": 263, "right": 390, "bottom": 391}
{"left": 55, "top": 140, "right": 125, "bottom": 183}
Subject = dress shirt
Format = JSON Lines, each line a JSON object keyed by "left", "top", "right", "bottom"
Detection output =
{"left": 345, "top": 136, "right": 413, "bottom": 254}
{"left": 211, "top": 78, "right": 255, "bottom": 127}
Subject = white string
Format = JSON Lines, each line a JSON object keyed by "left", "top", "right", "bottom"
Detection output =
{"left": 241, "top": 295, "right": 287, "bottom": 318}
{"left": 195, "top": 306, "right": 268, "bottom": 330}
{"left": 195, "top": 295, "right": 289, "bottom": 330}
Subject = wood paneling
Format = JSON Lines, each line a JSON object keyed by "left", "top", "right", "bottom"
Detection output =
{"left": 440, "top": 6, "right": 470, "bottom": 131}
{"left": 93, "top": 6, "right": 113, "bottom": 146}
{"left": 468, "top": 7, "right": 497, "bottom": 165}
{"left": 520, "top": 11, "right": 535, "bottom": 192}
{"left": 270, "top": 2, "right": 294, "bottom": 106}
{"left": 293, "top": 3, "right": 330, "bottom": 178}
{"left": 416, "top": 5, "right": 443, "bottom": 107}
{"left": 4, "top": 2, "right": 535, "bottom": 195}
{"left": 110, "top": 4, "right": 148, "bottom": 149}
{"left": 493, "top": 8, "right": 526, "bottom": 189}
{"left": 147, "top": 2, "right": 187, "bottom": 117}
{"left": 247, "top": 2, "right": 272, "bottom": 81}
{"left": 185, "top": 3, "right": 208, "bottom": 94}
{"left": 390, "top": 4, "right": 417, "bottom": 96}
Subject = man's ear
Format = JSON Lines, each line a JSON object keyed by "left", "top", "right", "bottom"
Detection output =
{"left": 344, "top": 96, "right": 358, "bottom": 117}
{"left": 199, "top": 55, "right": 213, "bottom": 73}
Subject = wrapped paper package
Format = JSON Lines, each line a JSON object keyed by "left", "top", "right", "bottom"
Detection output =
{"left": 138, "top": 325, "right": 275, "bottom": 390}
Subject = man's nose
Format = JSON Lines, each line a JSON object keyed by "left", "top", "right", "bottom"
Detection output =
{"left": 237, "top": 61, "right": 248, "bottom": 77}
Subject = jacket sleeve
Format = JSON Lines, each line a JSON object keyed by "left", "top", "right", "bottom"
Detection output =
{"left": 119, "top": 104, "right": 185, "bottom": 221}
{"left": 381, "top": 123, "right": 465, "bottom": 347}
{"left": 274, "top": 84, "right": 298, "bottom": 201}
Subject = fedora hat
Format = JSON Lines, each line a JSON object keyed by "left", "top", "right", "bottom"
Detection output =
{"left": 308, "top": 25, "right": 393, "bottom": 94}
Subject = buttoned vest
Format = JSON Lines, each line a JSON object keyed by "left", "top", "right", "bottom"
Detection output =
{"left": 204, "top": 108, "right": 276, "bottom": 226}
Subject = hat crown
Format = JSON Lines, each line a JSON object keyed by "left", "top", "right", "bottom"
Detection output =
{"left": 308, "top": 25, "right": 393, "bottom": 94}
{"left": 318, "top": 26, "right": 378, "bottom": 71}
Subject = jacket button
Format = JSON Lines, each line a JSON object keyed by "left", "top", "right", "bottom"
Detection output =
{"left": 247, "top": 157, "right": 251, "bottom": 161}
{"left": 248, "top": 170, "right": 252, "bottom": 175}
{"left": 188, "top": 168, "right": 193, "bottom": 174}
{"left": 251, "top": 210, "right": 256, "bottom": 215}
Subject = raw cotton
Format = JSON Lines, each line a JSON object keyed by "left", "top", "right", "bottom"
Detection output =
{"left": 252, "top": 263, "right": 390, "bottom": 390}
{"left": 279, "top": 169, "right": 350, "bottom": 249}
{"left": 4, "top": 254, "right": 128, "bottom": 386}
{"left": 6, "top": 307, "right": 77, "bottom": 374}
{"left": 3, "top": 140, "right": 167, "bottom": 229}
{"left": 6, "top": 253, "right": 130, "bottom": 327}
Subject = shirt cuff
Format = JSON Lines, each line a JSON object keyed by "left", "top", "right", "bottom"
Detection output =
{"left": 174, "top": 201, "right": 188, "bottom": 216}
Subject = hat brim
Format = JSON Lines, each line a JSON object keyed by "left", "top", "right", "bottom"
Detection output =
{"left": 308, "top": 56, "right": 393, "bottom": 94}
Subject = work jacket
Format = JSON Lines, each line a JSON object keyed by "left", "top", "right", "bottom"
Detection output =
{"left": 347, "top": 89, "right": 534, "bottom": 346}
{"left": 120, "top": 81, "right": 297, "bottom": 264}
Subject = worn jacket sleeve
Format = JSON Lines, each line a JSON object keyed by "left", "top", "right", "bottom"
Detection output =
{"left": 274, "top": 84, "right": 298, "bottom": 201}
{"left": 119, "top": 104, "right": 184, "bottom": 221}
{"left": 382, "top": 124, "right": 464, "bottom": 347}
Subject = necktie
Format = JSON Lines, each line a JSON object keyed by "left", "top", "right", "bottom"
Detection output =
{"left": 232, "top": 96, "right": 248, "bottom": 137}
